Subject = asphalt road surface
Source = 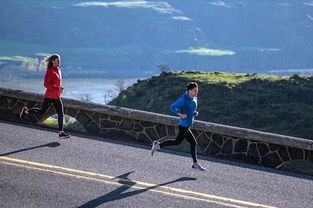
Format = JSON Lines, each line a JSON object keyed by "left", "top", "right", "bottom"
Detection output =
{"left": 0, "top": 120, "right": 312, "bottom": 208}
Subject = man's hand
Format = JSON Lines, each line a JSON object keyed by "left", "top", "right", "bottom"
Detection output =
{"left": 177, "top": 113, "right": 187, "bottom": 119}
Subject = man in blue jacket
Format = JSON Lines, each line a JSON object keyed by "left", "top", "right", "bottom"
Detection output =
{"left": 151, "top": 82, "right": 206, "bottom": 171}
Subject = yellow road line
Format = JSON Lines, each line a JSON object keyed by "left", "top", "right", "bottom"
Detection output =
{"left": 0, "top": 160, "right": 247, "bottom": 208}
{"left": 0, "top": 156, "right": 277, "bottom": 208}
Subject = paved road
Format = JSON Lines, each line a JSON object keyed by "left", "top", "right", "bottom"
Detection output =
{"left": 0, "top": 120, "right": 312, "bottom": 208}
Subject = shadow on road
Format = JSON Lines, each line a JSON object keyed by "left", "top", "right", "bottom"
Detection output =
{"left": 76, "top": 132, "right": 313, "bottom": 181}
{"left": 0, "top": 142, "right": 60, "bottom": 156}
{"left": 2, "top": 120, "right": 312, "bottom": 181}
{"left": 78, "top": 171, "right": 197, "bottom": 208}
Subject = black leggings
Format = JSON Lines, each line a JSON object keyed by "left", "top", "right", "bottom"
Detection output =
{"left": 27, "top": 98, "right": 64, "bottom": 131}
{"left": 160, "top": 125, "right": 198, "bottom": 163}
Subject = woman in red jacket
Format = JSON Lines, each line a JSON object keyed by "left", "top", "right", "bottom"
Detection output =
{"left": 20, "top": 54, "right": 70, "bottom": 139}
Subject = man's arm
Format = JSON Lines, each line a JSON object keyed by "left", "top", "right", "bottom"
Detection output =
{"left": 170, "top": 97, "right": 187, "bottom": 118}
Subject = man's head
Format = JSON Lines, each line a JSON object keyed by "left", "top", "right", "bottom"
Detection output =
{"left": 187, "top": 82, "right": 198, "bottom": 98}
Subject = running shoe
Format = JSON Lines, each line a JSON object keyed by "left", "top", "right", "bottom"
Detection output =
{"left": 192, "top": 163, "right": 206, "bottom": 171}
{"left": 151, "top": 141, "right": 160, "bottom": 156}
{"left": 59, "top": 131, "right": 71, "bottom": 139}
{"left": 19, "top": 106, "right": 28, "bottom": 119}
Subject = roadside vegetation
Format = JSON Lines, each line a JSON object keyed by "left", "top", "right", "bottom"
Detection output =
{"left": 110, "top": 71, "right": 313, "bottom": 140}
{"left": 42, "top": 115, "right": 86, "bottom": 132}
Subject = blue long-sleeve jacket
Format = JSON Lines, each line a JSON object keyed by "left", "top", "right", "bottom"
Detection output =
{"left": 170, "top": 92, "right": 197, "bottom": 127}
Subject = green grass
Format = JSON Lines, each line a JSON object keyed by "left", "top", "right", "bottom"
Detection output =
{"left": 178, "top": 71, "right": 287, "bottom": 84}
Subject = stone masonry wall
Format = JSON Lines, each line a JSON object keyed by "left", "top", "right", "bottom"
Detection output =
{"left": 1, "top": 87, "right": 313, "bottom": 168}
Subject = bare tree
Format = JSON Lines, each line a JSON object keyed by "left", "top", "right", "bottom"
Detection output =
{"left": 113, "top": 79, "right": 126, "bottom": 93}
{"left": 157, "top": 64, "right": 170, "bottom": 73}
{"left": 80, "top": 94, "right": 93, "bottom": 102}
{"left": 103, "top": 89, "right": 118, "bottom": 104}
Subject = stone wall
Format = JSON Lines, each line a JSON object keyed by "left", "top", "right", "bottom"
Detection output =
{"left": 1, "top": 87, "right": 313, "bottom": 168}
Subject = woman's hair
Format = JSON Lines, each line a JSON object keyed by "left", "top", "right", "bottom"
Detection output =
{"left": 44, "top": 54, "right": 60, "bottom": 69}
{"left": 187, "top": 82, "right": 198, "bottom": 91}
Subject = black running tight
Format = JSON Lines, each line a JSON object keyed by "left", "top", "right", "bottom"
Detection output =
{"left": 160, "top": 125, "right": 198, "bottom": 163}
{"left": 27, "top": 98, "right": 64, "bottom": 131}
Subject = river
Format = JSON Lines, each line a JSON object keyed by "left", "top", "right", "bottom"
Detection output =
{"left": 0, "top": 78, "right": 139, "bottom": 104}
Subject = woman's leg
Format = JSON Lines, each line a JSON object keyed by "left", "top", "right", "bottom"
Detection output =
{"left": 52, "top": 99, "right": 64, "bottom": 132}
{"left": 27, "top": 99, "right": 51, "bottom": 119}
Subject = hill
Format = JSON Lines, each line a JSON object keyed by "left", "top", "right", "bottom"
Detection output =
{"left": 1, "top": 1, "right": 313, "bottom": 77}
{"left": 109, "top": 71, "right": 313, "bottom": 139}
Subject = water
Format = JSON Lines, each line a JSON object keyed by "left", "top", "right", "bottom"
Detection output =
{"left": 0, "top": 78, "right": 139, "bottom": 104}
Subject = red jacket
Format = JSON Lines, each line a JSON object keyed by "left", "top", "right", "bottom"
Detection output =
{"left": 44, "top": 66, "right": 62, "bottom": 99}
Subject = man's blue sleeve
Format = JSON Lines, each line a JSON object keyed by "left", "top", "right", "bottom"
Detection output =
{"left": 170, "top": 97, "right": 184, "bottom": 115}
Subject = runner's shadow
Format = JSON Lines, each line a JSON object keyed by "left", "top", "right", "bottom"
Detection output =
{"left": 78, "top": 172, "right": 197, "bottom": 208}
{"left": 0, "top": 142, "right": 60, "bottom": 156}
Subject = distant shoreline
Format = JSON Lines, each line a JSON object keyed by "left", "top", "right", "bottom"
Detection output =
{"left": 0, "top": 78, "right": 139, "bottom": 104}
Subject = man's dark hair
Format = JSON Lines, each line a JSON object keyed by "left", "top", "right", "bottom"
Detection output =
{"left": 187, "top": 82, "right": 198, "bottom": 91}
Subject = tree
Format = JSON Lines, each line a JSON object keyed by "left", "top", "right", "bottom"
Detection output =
{"left": 80, "top": 94, "right": 93, "bottom": 102}
{"left": 103, "top": 89, "right": 118, "bottom": 104}
{"left": 113, "top": 79, "right": 126, "bottom": 93}
{"left": 157, "top": 64, "right": 170, "bottom": 73}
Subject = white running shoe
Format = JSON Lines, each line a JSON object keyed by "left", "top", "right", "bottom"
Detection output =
{"left": 20, "top": 106, "right": 29, "bottom": 119}
{"left": 151, "top": 141, "right": 160, "bottom": 156}
{"left": 192, "top": 163, "right": 206, "bottom": 171}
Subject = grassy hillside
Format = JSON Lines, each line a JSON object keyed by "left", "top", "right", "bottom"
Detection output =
{"left": 109, "top": 71, "right": 313, "bottom": 139}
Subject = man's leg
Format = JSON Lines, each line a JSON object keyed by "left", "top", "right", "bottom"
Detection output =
{"left": 185, "top": 129, "right": 198, "bottom": 163}
{"left": 185, "top": 129, "right": 206, "bottom": 171}
{"left": 160, "top": 126, "right": 187, "bottom": 147}
{"left": 151, "top": 126, "right": 188, "bottom": 156}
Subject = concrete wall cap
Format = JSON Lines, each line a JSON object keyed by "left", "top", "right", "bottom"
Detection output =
{"left": 1, "top": 87, "right": 312, "bottom": 150}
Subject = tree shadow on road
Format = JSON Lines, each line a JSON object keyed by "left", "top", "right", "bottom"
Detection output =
{"left": 78, "top": 171, "right": 197, "bottom": 208}
{"left": 0, "top": 142, "right": 60, "bottom": 156}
